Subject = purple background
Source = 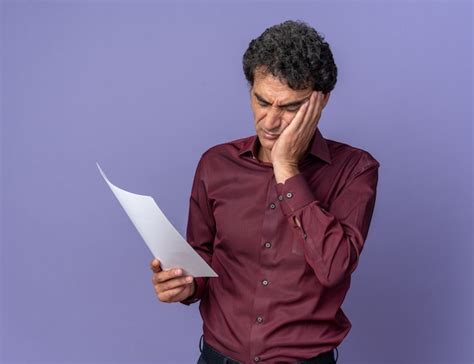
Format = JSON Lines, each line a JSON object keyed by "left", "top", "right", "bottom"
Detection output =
{"left": 1, "top": 1, "right": 472, "bottom": 363}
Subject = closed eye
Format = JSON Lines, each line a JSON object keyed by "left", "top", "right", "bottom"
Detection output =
{"left": 254, "top": 91, "right": 309, "bottom": 112}
{"left": 258, "top": 101, "right": 299, "bottom": 112}
{"left": 285, "top": 105, "right": 300, "bottom": 112}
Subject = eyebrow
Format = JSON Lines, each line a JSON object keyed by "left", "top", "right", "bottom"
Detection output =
{"left": 254, "top": 92, "right": 309, "bottom": 108}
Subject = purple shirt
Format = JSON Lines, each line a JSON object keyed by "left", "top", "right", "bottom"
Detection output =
{"left": 180, "top": 128, "right": 380, "bottom": 363}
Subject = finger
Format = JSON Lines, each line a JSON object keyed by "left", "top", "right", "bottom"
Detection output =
{"left": 150, "top": 258, "right": 162, "bottom": 273}
{"left": 153, "top": 267, "right": 185, "bottom": 284}
{"left": 296, "top": 91, "right": 318, "bottom": 133}
{"left": 152, "top": 271, "right": 191, "bottom": 287}
{"left": 285, "top": 96, "right": 311, "bottom": 133}
{"left": 311, "top": 91, "right": 324, "bottom": 119}
{"left": 159, "top": 275, "right": 194, "bottom": 291}
{"left": 308, "top": 91, "right": 324, "bottom": 128}
{"left": 158, "top": 285, "right": 187, "bottom": 303}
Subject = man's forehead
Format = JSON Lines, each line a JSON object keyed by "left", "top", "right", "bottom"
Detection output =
{"left": 253, "top": 80, "right": 312, "bottom": 105}
{"left": 253, "top": 71, "right": 311, "bottom": 98}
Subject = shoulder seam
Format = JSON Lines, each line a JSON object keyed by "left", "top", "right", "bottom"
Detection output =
{"left": 350, "top": 151, "right": 380, "bottom": 179}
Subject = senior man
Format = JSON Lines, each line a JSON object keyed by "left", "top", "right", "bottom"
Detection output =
{"left": 150, "top": 20, "right": 380, "bottom": 364}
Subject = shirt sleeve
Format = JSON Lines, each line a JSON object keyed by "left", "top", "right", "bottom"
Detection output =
{"left": 275, "top": 153, "right": 380, "bottom": 288}
{"left": 180, "top": 154, "right": 216, "bottom": 305}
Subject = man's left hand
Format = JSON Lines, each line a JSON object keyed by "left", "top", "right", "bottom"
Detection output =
{"left": 271, "top": 90, "right": 325, "bottom": 182}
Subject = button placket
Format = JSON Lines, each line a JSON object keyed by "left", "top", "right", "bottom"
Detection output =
{"left": 249, "top": 174, "right": 276, "bottom": 362}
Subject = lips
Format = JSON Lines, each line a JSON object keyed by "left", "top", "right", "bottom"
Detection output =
{"left": 263, "top": 131, "right": 279, "bottom": 140}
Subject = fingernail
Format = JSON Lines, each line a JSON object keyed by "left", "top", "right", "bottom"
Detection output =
{"left": 186, "top": 276, "right": 193, "bottom": 283}
{"left": 175, "top": 269, "right": 181, "bottom": 275}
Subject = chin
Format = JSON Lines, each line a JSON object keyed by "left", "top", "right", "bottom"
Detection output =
{"left": 258, "top": 135, "right": 272, "bottom": 147}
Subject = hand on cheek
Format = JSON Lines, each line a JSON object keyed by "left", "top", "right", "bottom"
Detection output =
{"left": 271, "top": 91, "right": 324, "bottom": 168}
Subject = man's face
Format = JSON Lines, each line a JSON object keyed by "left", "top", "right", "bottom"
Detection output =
{"left": 249, "top": 69, "right": 313, "bottom": 163}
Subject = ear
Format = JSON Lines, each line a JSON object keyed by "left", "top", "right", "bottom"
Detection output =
{"left": 321, "top": 91, "right": 331, "bottom": 109}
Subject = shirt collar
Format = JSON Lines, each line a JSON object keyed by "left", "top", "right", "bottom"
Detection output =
{"left": 238, "top": 127, "right": 332, "bottom": 164}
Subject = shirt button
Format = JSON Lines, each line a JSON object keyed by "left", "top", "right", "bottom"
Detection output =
{"left": 256, "top": 316, "right": 264, "bottom": 323}
{"left": 262, "top": 279, "right": 269, "bottom": 286}
{"left": 286, "top": 192, "right": 293, "bottom": 198}
{"left": 277, "top": 195, "right": 283, "bottom": 201}
{"left": 264, "top": 242, "right": 272, "bottom": 248}
{"left": 254, "top": 356, "right": 261, "bottom": 362}
{"left": 269, "top": 203, "right": 276, "bottom": 209}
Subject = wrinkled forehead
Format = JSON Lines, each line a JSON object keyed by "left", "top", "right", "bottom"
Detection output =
{"left": 252, "top": 71, "right": 312, "bottom": 104}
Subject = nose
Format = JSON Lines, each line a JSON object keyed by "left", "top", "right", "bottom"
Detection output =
{"left": 264, "top": 105, "right": 283, "bottom": 131}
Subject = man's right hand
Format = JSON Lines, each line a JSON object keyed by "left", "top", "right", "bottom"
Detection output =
{"left": 149, "top": 258, "right": 196, "bottom": 303}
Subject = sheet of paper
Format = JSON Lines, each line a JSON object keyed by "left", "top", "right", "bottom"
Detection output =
{"left": 97, "top": 162, "right": 218, "bottom": 278}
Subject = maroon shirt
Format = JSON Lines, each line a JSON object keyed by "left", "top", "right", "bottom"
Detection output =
{"left": 180, "top": 128, "right": 380, "bottom": 363}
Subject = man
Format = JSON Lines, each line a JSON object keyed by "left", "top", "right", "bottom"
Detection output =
{"left": 150, "top": 20, "right": 379, "bottom": 364}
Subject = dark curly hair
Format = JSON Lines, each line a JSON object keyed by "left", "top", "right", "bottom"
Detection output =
{"left": 242, "top": 20, "right": 337, "bottom": 93}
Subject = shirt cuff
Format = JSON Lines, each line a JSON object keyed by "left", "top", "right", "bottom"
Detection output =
{"left": 179, "top": 276, "right": 208, "bottom": 306}
{"left": 275, "top": 172, "right": 316, "bottom": 217}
